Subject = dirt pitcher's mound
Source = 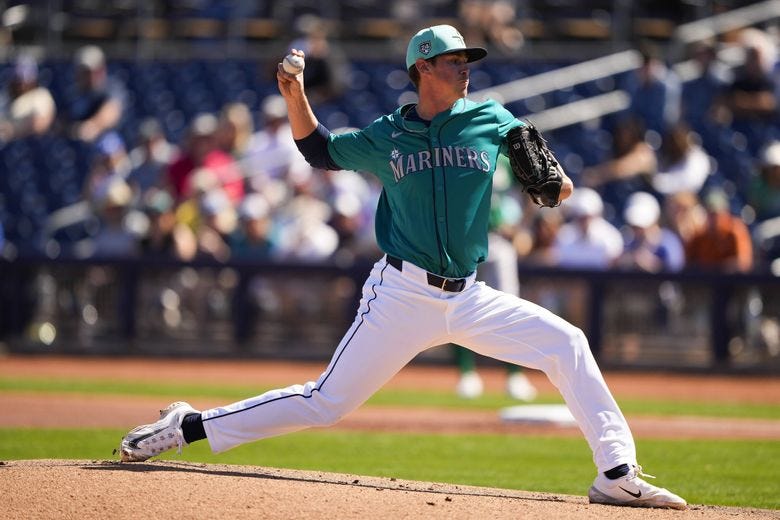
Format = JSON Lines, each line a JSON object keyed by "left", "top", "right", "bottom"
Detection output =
{"left": 1, "top": 460, "right": 774, "bottom": 520}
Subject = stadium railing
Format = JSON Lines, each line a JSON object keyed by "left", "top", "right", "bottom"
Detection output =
{"left": 1, "top": 256, "right": 778, "bottom": 373}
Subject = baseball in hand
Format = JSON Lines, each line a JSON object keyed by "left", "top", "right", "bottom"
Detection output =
{"left": 282, "top": 54, "right": 305, "bottom": 75}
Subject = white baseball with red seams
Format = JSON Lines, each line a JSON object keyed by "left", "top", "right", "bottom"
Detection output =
{"left": 282, "top": 54, "right": 305, "bottom": 75}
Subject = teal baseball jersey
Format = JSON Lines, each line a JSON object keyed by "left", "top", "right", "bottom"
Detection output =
{"left": 328, "top": 98, "right": 523, "bottom": 278}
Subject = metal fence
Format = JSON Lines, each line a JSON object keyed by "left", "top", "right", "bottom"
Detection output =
{"left": 1, "top": 256, "right": 779, "bottom": 372}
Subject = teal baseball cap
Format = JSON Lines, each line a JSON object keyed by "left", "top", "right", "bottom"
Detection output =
{"left": 405, "top": 25, "right": 487, "bottom": 70}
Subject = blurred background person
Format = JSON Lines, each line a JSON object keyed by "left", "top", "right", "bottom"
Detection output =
{"left": 551, "top": 187, "right": 623, "bottom": 331}
{"left": 245, "top": 94, "right": 311, "bottom": 207}
{"left": 88, "top": 177, "right": 139, "bottom": 259}
{"left": 651, "top": 121, "right": 713, "bottom": 196}
{"left": 685, "top": 188, "right": 753, "bottom": 273}
{"left": 127, "top": 118, "right": 178, "bottom": 201}
{"left": 664, "top": 191, "right": 708, "bottom": 247}
{"left": 319, "top": 165, "right": 380, "bottom": 264}
{"left": 581, "top": 116, "right": 657, "bottom": 207}
{"left": 522, "top": 210, "right": 563, "bottom": 267}
{"left": 0, "top": 55, "right": 56, "bottom": 141}
{"left": 272, "top": 178, "right": 339, "bottom": 263}
{"left": 62, "top": 45, "right": 127, "bottom": 143}
{"left": 288, "top": 14, "right": 349, "bottom": 105}
{"left": 615, "top": 192, "right": 685, "bottom": 273}
{"left": 712, "top": 28, "right": 778, "bottom": 155}
{"left": 626, "top": 41, "right": 681, "bottom": 136}
{"left": 167, "top": 113, "right": 244, "bottom": 205}
{"left": 554, "top": 187, "right": 623, "bottom": 270}
{"left": 680, "top": 40, "right": 731, "bottom": 133}
{"left": 458, "top": 0, "right": 524, "bottom": 56}
{"left": 748, "top": 140, "right": 780, "bottom": 224}
{"left": 217, "top": 101, "right": 254, "bottom": 161}
{"left": 138, "top": 189, "right": 196, "bottom": 261}
{"left": 229, "top": 193, "right": 276, "bottom": 260}
{"left": 81, "top": 131, "right": 131, "bottom": 205}
{"left": 193, "top": 188, "right": 235, "bottom": 263}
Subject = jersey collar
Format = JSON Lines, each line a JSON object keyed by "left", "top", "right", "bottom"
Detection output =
{"left": 392, "top": 98, "right": 472, "bottom": 134}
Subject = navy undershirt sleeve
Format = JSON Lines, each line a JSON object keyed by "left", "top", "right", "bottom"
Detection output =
{"left": 294, "top": 123, "right": 341, "bottom": 170}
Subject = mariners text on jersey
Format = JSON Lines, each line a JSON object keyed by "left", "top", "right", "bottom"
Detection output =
{"left": 327, "top": 98, "right": 525, "bottom": 277}
{"left": 389, "top": 146, "right": 492, "bottom": 182}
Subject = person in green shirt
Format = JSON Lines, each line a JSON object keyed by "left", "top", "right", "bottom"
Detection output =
{"left": 119, "top": 24, "right": 686, "bottom": 510}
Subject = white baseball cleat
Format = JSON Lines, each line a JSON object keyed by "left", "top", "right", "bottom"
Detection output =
{"left": 588, "top": 465, "right": 687, "bottom": 510}
{"left": 456, "top": 371, "right": 484, "bottom": 399}
{"left": 119, "top": 401, "right": 199, "bottom": 462}
{"left": 506, "top": 372, "right": 538, "bottom": 401}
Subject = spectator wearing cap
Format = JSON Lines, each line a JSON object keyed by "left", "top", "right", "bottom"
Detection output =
{"left": 139, "top": 188, "right": 196, "bottom": 261}
{"left": 63, "top": 45, "right": 128, "bottom": 143}
{"left": 748, "top": 141, "right": 780, "bottom": 223}
{"left": 244, "top": 94, "right": 312, "bottom": 205}
{"left": 127, "top": 117, "right": 179, "bottom": 199}
{"left": 615, "top": 192, "right": 685, "bottom": 273}
{"left": 167, "top": 113, "right": 244, "bottom": 204}
{"left": 0, "top": 54, "right": 56, "bottom": 141}
{"left": 553, "top": 187, "right": 624, "bottom": 269}
{"left": 550, "top": 187, "right": 623, "bottom": 330}
{"left": 193, "top": 188, "right": 235, "bottom": 263}
{"left": 82, "top": 131, "right": 131, "bottom": 206}
{"left": 229, "top": 193, "right": 276, "bottom": 259}
{"left": 272, "top": 189, "right": 339, "bottom": 263}
{"left": 685, "top": 189, "right": 753, "bottom": 273}
{"left": 89, "top": 177, "right": 140, "bottom": 259}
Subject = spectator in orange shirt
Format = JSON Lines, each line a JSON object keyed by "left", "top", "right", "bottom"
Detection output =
{"left": 685, "top": 189, "right": 753, "bottom": 273}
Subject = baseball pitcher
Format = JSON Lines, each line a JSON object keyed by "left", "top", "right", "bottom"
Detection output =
{"left": 119, "top": 24, "right": 686, "bottom": 510}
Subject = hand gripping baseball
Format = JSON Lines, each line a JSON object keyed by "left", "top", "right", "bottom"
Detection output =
{"left": 506, "top": 122, "right": 564, "bottom": 208}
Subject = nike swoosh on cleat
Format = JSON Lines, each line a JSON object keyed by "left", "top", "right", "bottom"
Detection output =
{"left": 619, "top": 486, "right": 642, "bottom": 498}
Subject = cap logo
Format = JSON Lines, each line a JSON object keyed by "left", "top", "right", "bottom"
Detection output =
{"left": 452, "top": 34, "right": 465, "bottom": 45}
{"left": 418, "top": 41, "right": 432, "bottom": 55}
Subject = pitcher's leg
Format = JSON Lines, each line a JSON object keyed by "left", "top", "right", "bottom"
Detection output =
{"left": 202, "top": 262, "right": 442, "bottom": 453}
{"left": 452, "top": 284, "right": 636, "bottom": 472}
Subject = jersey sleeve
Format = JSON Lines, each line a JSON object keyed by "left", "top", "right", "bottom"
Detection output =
{"left": 493, "top": 101, "right": 525, "bottom": 156}
{"left": 327, "top": 125, "right": 378, "bottom": 174}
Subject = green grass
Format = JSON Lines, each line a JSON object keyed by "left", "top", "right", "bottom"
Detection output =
{"left": 0, "top": 428, "right": 777, "bottom": 509}
{"left": 3, "top": 373, "right": 779, "bottom": 510}
{"left": 2, "top": 376, "right": 779, "bottom": 419}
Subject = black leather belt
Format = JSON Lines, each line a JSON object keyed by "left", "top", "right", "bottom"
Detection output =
{"left": 386, "top": 255, "right": 467, "bottom": 292}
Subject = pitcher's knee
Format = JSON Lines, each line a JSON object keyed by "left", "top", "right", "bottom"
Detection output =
{"left": 546, "top": 324, "right": 591, "bottom": 362}
{"left": 310, "top": 393, "right": 351, "bottom": 426}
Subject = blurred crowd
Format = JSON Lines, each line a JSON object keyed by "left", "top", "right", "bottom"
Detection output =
{"left": 0, "top": 22, "right": 779, "bottom": 277}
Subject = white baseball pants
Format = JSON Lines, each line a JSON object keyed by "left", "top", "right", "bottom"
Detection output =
{"left": 201, "top": 256, "right": 637, "bottom": 473}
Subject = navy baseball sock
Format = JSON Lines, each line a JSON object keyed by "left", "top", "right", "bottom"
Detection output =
{"left": 604, "top": 463, "right": 631, "bottom": 480}
{"left": 181, "top": 413, "right": 206, "bottom": 444}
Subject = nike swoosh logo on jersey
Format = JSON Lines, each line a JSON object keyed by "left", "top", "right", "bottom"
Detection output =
{"left": 619, "top": 486, "right": 642, "bottom": 498}
{"left": 391, "top": 131, "right": 403, "bottom": 138}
